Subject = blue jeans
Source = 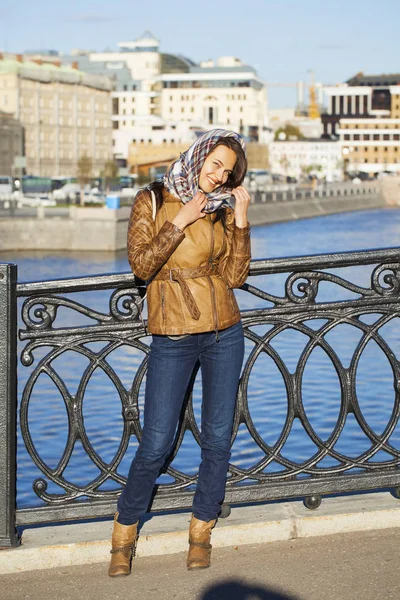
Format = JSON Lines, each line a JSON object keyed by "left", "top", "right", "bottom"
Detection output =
{"left": 117, "top": 321, "right": 244, "bottom": 525}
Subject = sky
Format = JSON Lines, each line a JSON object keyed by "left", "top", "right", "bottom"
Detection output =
{"left": 1, "top": 0, "right": 400, "bottom": 108}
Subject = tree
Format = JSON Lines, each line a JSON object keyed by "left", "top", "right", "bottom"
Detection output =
{"left": 101, "top": 159, "right": 119, "bottom": 192}
{"left": 274, "top": 123, "right": 304, "bottom": 141}
{"left": 77, "top": 154, "right": 92, "bottom": 206}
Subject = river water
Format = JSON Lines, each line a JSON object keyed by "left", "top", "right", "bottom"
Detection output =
{"left": 5, "top": 207, "right": 400, "bottom": 508}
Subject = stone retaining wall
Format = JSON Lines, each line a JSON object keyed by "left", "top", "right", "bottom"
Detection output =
{"left": 0, "top": 180, "right": 399, "bottom": 252}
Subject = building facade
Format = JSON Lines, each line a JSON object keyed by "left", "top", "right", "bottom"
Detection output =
{"left": 323, "top": 73, "right": 400, "bottom": 174}
{"left": 0, "top": 111, "right": 24, "bottom": 176}
{"left": 269, "top": 139, "right": 342, "bottom": 181}
{"left": 66, "top": 33, "right": 268, "bottom": 165}
{"left": 0, "top": 54, "right": 113, "bottom": 177}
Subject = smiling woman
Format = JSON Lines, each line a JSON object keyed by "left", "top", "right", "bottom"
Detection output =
{"left": 108, "top": 129, "right": 251, "bottom": 578}
{"left": 198, "top": 144, "right": 236, "bottom": 193}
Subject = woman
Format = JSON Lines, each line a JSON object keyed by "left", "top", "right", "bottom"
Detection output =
{"left": 109, "top": 128, "right": 251, "bottom": 577}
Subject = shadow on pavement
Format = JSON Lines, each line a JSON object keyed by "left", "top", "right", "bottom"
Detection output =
{"left": 201, "top": 579, "right": 300, "bottom": 600}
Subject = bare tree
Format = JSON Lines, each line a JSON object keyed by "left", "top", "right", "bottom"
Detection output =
{"left": 77, "top": 154, "right": 92, "bottom": 206}
{"left": 101, "top": 159, "right": 119, "bottom": 192}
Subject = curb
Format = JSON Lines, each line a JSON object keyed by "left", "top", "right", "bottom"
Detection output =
{"left": 1, "top": 491, "right": 400, "bottom": 575}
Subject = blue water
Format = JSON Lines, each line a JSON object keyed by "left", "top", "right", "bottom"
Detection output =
{"left": 5, "top": 208, "right": 400, "bottom": 508}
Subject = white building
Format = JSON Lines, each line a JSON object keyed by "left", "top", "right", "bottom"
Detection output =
{"left": 158, "top": 57, "right": 267, "bottom": 139}
{"left": 269, "top": 139, "right": 342, "bottom": 181}
{"left": 65, "top": 33, "right": 268, "bottom": 162}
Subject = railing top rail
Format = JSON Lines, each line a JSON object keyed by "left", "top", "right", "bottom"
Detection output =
{"left": 249, "top": 246, "right": 400, "bottom": 275}
{"left": 16, "top": 272, "right": 139, "bottom": 297}
{"left": 12, "top": 246, "right": 400, "bottom": 297}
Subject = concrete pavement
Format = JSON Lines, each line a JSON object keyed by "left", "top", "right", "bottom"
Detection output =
{"left": 2, "top": 528, "right": 400, "bottom": 600}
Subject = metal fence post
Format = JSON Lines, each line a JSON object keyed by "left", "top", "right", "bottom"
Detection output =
{"left": 0, "top": 263, "right": 19, "bottom": 547}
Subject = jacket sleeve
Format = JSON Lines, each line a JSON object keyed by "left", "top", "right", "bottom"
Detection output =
{"left": 218, "top": 209, "right": 251, "bottom": 289}
{"left": 127, "top": 189, "right": 185, "bottom": 280}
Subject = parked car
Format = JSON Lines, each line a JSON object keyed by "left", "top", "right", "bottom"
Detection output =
{"left": 53, "top": 183, "right": 82, "bottom": 202}
{"left": 245, "top": 169, "right": 271, "bottom": 189}
{"left": 82, "top": 190, "right": 107, "bottom": 204}
{"left": 15, "top": 194, "right": 56, "bottom": 208}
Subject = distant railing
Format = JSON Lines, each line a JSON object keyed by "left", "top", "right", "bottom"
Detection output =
{"left": 250, "top": 182, "right": 380, "bottom": 204}
{"left": 0, "top": 182, "right": 382, "bottom": 216}
{"left": 2, "top": 246, "right": 400, "bottom": 546}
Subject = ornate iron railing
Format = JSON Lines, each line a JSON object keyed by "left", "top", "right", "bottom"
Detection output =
{"left": 2, "top": 247, "right": 400, "bottom": 546}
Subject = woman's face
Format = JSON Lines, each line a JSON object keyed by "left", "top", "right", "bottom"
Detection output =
{"left": 198, "top": 145, "right": 237, "bottom": 194}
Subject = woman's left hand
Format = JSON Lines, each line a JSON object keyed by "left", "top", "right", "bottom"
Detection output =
{"left": 232, "top": 186, "right": 250, "bottom": 228}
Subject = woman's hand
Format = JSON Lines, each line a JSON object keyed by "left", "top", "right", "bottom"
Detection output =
{"left": 232, "top": 186, "right": 250, "bottom": 228}
{"left": 171, "top": 191, "right": 208, "bottom": 231}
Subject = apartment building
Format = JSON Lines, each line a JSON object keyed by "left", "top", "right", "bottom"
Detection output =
{"left": 323, "top": 73, "right": 400, "bottom": 174}
{"left": 0, "top": 53, "right": 113, "bottom": 177}
{"left": 269, "top": 139, "right": 342, "bottom": 181}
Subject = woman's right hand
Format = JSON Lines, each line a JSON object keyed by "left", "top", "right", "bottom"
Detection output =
{"left": 171, "top": 192, "right": 208, "bottom": 231}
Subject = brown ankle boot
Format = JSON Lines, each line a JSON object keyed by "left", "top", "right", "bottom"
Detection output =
{"left": 187, "top": 514, "right": 216, "bottom": 570}
{"left": 108, "top": 513, "right": 138, "bottom": 577}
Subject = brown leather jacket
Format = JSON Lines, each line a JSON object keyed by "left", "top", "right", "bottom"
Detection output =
{"left": 127, "top": 187, "right": 251, "bottom": 336}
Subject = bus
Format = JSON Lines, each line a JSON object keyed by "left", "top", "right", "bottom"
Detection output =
{"left": 51, "top": 177, "right": 77, "bottom": 192}
{"left": 21, "top": 176, "right": 53, "bottom": 194}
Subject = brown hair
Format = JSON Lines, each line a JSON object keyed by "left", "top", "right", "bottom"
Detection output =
{"left": 211, "top": 137, "right": 248, "bottom": 189}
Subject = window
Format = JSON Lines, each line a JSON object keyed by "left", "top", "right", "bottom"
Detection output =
{"left": 373, "top": 134, "right": 380, "bottom": 140}
{"left": 384, "top": 134, "right": 390, "bottom": 140}
{"left": 354, "top": 134, "right": 360, "bottom": 140}
{"left": 363, "top": 134, "right": 370, "bottom": 141}
{"left": 344, "top": 134, "right": 350, "bottom": 140}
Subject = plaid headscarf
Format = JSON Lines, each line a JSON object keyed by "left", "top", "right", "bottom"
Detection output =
{"left": 163, "top": 129, "right": 246, "bottom": 213}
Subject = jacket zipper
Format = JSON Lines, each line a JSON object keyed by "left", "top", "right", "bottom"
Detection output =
{"left": 207, "top": 215, "right": 219, "bottom": 341}
{"left": 160, "top": 283, "right": 166, "bottom": 323}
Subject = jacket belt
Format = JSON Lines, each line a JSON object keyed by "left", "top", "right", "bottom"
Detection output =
{"left": 154, "top": 264, "right": 218, "bottom": 320}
